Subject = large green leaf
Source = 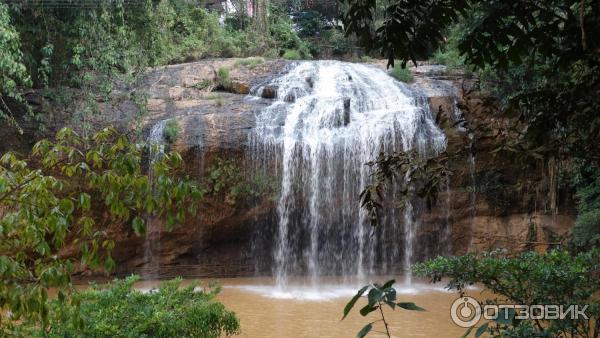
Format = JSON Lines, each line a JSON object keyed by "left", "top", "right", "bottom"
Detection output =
{"left": 475, "top": 322, "right": 489, "bottom": 337}
{"left": 367, "top": 287, "right": 384, "bottom": 306}
{"left": 342, "top": 285, "right": 369, "bottom": 320}
{"left": 356, "top": 323, "right": 373, "bottom": 338}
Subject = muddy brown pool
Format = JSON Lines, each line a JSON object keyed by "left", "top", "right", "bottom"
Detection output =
{"left": 135, "top": 276, "right": 478, "bottom": 338}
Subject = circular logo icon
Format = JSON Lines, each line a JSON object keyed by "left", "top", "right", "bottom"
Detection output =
{"left": 450, "top": 296, "right": 482, "bottom": 327}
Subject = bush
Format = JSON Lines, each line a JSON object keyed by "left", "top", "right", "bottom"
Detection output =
{"left": 216, "top": 66, "right": 231, "bottom": 88}
{"left": 414, "top": 249, "right": 600, "bottom": 338}
{"left": 390, "top": 66, "right": 414, "bottom": 83}
{"left": 16, "top": 276, "right": 240, "bottom": 338}
{"left": 325, "top": 29, "right": 351, "bottom": 55}
{"left": 283, "top": 49, "right": 302, "bottom": 60}
{"left": 430, "top": 25, "right": 465, "bottom": 71}
{"left": 235, "top": 57, "right": 265, "bottom": 69}
{"left": 432, "top": 48, "right": 463, "bottom": 70}
{"left": 163, "top": 119, "right": 180, "bottom": 144}
{"left": 204, "top": 157, "right": 278, "bottom": 204}
{"left": 573, "top": 173, "right": 600, "bottom": 249}
{"left": 270, "top": 21, "right": 302, "bottom": 50}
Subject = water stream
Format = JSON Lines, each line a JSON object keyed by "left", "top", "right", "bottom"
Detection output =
{"left": 143, "top": 119, "right": 169, "bottom": 280}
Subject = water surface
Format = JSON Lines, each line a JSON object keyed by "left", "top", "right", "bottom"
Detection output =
{"left": 138, "top": 276, "right": 472, "bottom": 338}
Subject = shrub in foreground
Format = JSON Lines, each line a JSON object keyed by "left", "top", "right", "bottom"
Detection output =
{"left": 414, "top": 249, "right": 600, "bottom": 337}
{"left": 16, "top": 276, "right": 240, "bottom": 338}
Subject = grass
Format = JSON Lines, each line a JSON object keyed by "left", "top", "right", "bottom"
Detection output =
{"left": 234, "top": 57, "right": 265, "bottom": 69}
{"left": 216, "top": 66, "right": 231, "bottom": 88}
{"left": 192, "top": 79, "right": 213, "bottom": 91}
{"left": 282, "top": 49, "right": 302, "bottom": 60}
{"left": 390, "top": 66, "right": 414, "bottom": 83}
{"left": 163, "top": 119, "right": 180, "bottom": 144}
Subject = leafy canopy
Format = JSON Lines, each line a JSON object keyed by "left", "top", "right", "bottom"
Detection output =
{"left": 414, "top": 249, "right": 600, "bottom": 338}
{"left": 0, "top": 127, "right": 201, "bottom": 335}
{"left": 0, "top": 2, "right": 31, "bottom": 130}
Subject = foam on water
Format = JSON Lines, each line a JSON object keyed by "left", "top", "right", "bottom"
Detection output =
{"left": 228, "top": 281, "right": 452, "bottom": 301}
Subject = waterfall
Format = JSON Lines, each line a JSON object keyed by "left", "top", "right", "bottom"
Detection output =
{"left": 249, "top": 61, "right": 447, "bottom": 286}
{"left": 143, "top": 119, "right": 168, "bottom": 279}
{"left": 467, "top": 132, "right": 477, "bottom": 252}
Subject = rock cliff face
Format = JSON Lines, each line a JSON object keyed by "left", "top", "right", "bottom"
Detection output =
{"left": 1, "top": 58, "right": 574, "bottom": 279}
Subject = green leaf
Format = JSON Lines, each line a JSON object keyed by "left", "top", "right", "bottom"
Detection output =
{"left": 79, "top": 193, "right": 91, "bottom": 210}
{"left": 475, "top": 322, "right": 489, "bottom": 337}
{"left": 397, "top": 302, "right": 426, "bottom": 311}
{"left": 342, "top": 285, "right": 369, "bottom": 320}
{"left": 356, "top": 323, "right": 373, "bottom": 338}
{"left": 461, "top": 326, "right": 474, "bottom": 338}
{"left": 132, "top": 217, "right": 145, "bottom": 236}
{"left": 59, "top": 198, "right": 75, "bottom": 214}
{"left": 367, "top": 287, "right": 384, "bottom": 306}
{"left": 381, "top": 279, "right": 395, "bottom": 290}
{"left": 359, "top": 303, "right": 378, "bottom": 316}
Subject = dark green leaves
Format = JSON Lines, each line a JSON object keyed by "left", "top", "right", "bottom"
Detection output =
{"left": 132, "top": 217, "right": 145, "bottom": 236}
{"left": 357, "top": 323, "right": 373, "bottom": 338}
{"left": 340, "top": 0, "right": 470, "bottom": 67}
{"left": 343, "top": 285, "right": 370, "bottom": 320}
{"left": 0, "top": 127, "right": 202, "bottom": 334}
{"left": 414, "top": 249, "right": 600, "bottom": 337}
{"left": 475, "top": 322, "right": 488, "bottom": 337}
{"left": 360, "top": 150, "right": 450, "bottom": 226}
{"left": 343, "top": 279, "right": 426, "bottom": 337}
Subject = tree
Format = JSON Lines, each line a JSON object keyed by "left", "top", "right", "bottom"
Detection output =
{"left": 342, "top": 0, "right": 600, "bottom": 226}
{"left": 0, "top": 2, "right": 31, "bottom": 131}
{"left": 414, "top": 249, "right": 600, "bottom": 337}
{"left": 340, "top": 0, "right": 600, "bottom": 161}
{"left": 0, "top": 127, "right": 201, "bottom": 335}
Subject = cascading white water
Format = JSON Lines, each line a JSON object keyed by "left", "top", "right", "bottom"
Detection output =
{"left": 143, "top": 119, "right": 168, "bottom": 279}
{"left": 250, "top": 61, "right": 447, "bottom": 287}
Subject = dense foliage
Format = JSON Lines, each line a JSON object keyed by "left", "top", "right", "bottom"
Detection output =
{"left": 6, "top": 0, "right": 302, "bottom": 88}
{"left": 414, "top": 249, "right": 600, "bottom": 337}
{"left": 573, "top": 172, "right": 600, "bottom": 249}
{"left": 0, "top": 127, "right": 201, "bottom": 335}
{"left": 344, "top": 0, "right": 600, "bottom": 239}
{"left": 0, "top": 0, "right": 320, "bottom": 127}
{"left": 346, "top": 0, "right": 600, "bottom": 165}
{"left": 0, "top": 2, "right": 30, "bottom": 130}
{"left": 14, "top": 276, "right": 240, "bottom": 337}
